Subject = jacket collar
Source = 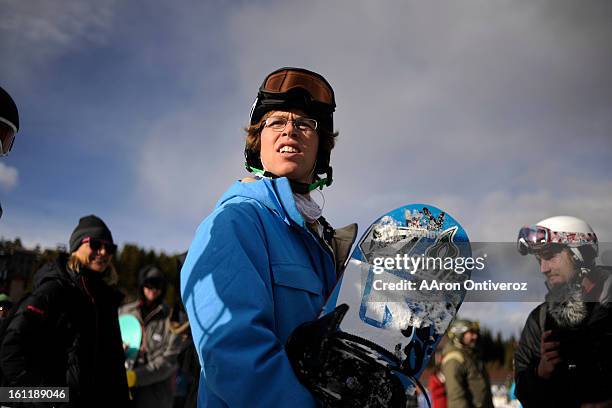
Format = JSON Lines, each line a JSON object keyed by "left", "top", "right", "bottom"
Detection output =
{"left": 218, "top": 177, "right": 306, "bottom": 227}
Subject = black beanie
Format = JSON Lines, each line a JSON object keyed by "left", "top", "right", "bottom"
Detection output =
{"left": 69, "top": 215, "right": 114, "bottom": 253}
{"left": 138, "top": 265, "right": 167, "bottom": 301}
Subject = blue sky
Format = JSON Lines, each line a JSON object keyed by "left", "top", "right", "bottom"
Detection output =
{"left": 1, "top": 0, "right": 611, "bottom": 336}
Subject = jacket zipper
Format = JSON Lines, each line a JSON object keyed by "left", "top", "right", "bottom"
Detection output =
{"left": 131, "top": 303, "right": 163, "bottom": 359}
{"left": 80, "top": 276, "right": 98, "bottom": 388}
{"left": 299, "top": 223, "right": 338, "bottom": 298}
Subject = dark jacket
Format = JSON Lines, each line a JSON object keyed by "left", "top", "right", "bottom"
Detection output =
{"left": 514, "top": 267, "right": 612, "bottom": 407}
{"left": 441, "top": 342, "right": 493, "bottom": 408}
{"left": 0, "top": 255, "right": 130, "bottom": 407}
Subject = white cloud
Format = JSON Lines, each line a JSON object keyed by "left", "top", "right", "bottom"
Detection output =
{"left": 122, "top": 0, "right": 612, "bottom": 251}
{"left": 427, "top": 179, "right": 612, "bottom": 242}
{"left": 0, "top": 0, "right": 117, "bottom": 79}
{"left": 0, "top": 1, "right": 114, "bottom": 45}
{"left": 135, "top": 108, "right": 246, "bottom": 221}
{"left": 4, "top": 0, "right": 610, "bottom": 255}
{"left": 0, "top": 163, "right": 18, "bottom": 191}
{"left": 221, "top": 0, "right": 612, "bottom": 239}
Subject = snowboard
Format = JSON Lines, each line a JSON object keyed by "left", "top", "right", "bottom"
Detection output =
{"left": 287, "top": 204, "right": 472, "bottom": 407}
{"left": 119, "top": 314, "right": 142, "bottom": 369}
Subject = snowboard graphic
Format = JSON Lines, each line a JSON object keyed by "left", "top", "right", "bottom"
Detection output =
{"left": 287, "top": 204, "right": 471, "bottom": 407}
{"left": 119, "top": 314, "right": 142, "bottom": 369}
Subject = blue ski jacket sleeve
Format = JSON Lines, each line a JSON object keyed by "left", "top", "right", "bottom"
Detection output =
{"left": 181, "top": 178, "right": 339, "bottom": 408}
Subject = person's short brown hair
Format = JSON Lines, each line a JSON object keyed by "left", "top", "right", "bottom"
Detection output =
{"left": 245, "top": 110, "right": 338, "bottom": 174}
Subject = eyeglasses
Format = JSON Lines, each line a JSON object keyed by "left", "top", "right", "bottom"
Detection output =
{"left": 264, "top": 116, "right": 318, "bottom": 132}
{"left": 0, "top": 122, "right": 16, "bottom": 156}
{"left": 82, "top": 237, "right": 117, "bottom": 255}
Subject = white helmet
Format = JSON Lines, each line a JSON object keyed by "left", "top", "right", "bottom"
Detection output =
{"left": 517, "top": 215, "right": 598, "bottom": 267}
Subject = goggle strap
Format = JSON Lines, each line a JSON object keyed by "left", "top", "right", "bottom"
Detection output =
{"left": 308, "top": 177, "right": 329, "bottom": 192}
{"left": 249, "top": 96, "right": 258, "bottom": 123}
{"left": 0, "top": 117, "right": 17, "bottom": 134}
{"left": 243, "top": 163, "right": 332, "bottom": 192}
{"left": 0, "top": 120, "right": 16, "bottom": 156}
{"left": 245, "top": 163, "right": 266, "bottom": 177}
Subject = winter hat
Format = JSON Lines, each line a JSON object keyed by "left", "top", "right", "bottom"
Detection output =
{"left": 139, "top": 265, "right": 166, "bottom": 287}
{"left": 139, "top": 265, "right": 167, "bottom": 299}
{"left": 0, "top": 293, "right": 11, "bottom": 305}
{"left": 69, "top": 215, "right": 114, "bottom": 253}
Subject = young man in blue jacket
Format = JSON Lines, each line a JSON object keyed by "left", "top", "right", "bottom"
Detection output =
{"left": 181, "top": 68, "right": 356, "bottom": 407}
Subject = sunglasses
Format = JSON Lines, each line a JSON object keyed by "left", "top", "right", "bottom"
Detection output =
{"left": 143, "top": 279, "right": 164, "bottom": 290}
{"left": 81, "top": 237, "right": 117, "bottom": 255}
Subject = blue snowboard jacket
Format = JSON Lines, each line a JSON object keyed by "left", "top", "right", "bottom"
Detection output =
{"left": 181, "top": 177, "right": 356, "bottom": 407}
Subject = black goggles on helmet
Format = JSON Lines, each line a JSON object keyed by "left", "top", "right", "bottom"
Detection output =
{"left": 250, "top": 67, "right": 336, "bottom": 128}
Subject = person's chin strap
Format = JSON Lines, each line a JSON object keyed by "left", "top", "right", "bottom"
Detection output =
{"left": 244, "top": 163, "right": 332, "bottom": 192}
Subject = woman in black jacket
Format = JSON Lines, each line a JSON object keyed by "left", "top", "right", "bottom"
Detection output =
{"left": 0, "top": 215, "right": 130, "bottom": 407}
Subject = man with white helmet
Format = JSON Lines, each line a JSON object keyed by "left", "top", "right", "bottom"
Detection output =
{"left": 441, "top": 318, "right": 494, "bottom": 408}
{"left": 514, "top": 216, "right": 612, "bottom": 407}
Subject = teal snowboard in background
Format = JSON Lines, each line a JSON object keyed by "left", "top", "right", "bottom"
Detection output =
{"left": 119, "top": 314, "right": 142, "bottom": 369}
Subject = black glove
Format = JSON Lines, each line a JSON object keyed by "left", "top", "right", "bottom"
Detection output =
{"left": 286, "top": 304, "right": 407, "bottom": 408}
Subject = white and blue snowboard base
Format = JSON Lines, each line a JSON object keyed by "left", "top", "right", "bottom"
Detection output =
{"left": 287, "top": 204, "right": 471, "bottom": 407}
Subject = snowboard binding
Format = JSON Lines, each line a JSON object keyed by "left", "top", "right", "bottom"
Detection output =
{"left": 286, "top": 304, "right": 408, "bottom": 408}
